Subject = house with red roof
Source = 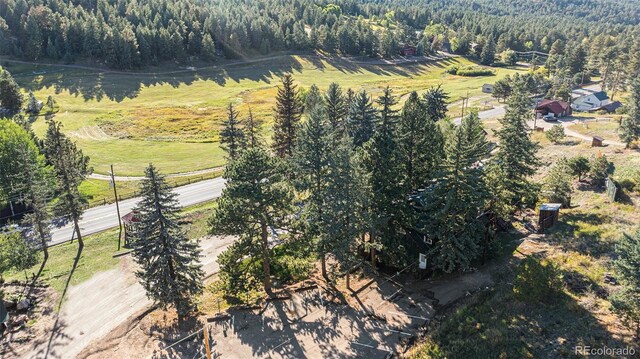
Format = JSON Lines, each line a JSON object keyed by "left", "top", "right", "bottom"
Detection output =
{"left": 535, "top": 99, "right": 572, "bottom": 118}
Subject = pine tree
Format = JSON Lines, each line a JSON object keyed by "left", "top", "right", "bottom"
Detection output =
{"left": 323, "top": 135, "right": 365, "bottom": 280}
{"left": 43, "top": 119, "right": 92, "bottom": 258}
{"left": 244, "top": 107, "right": 263, "bottom": 150}
{"left": 610, "top": 228, "right": 640, "bottom": 337}
{"left": 419, "top": 115, "right": 489, "bottom": 272}
{"left": 292, "top": 105, "right": 332, "bottom": 277}
{"left": 16, "top": 140, "right": 52, "bottom": 286}
{"left": 492, "top": 85, "right": 540, "bottom": 209}
{"left": 324, "top": 82, "right": 347, "bottom": 135}
{"left": 359, "top": 101, "right": 407, "bottom": 267}
{"left": 304, "top": 84, "right": 324, "bottom": 112}
{"left": 542, "top": 158, "right": 573, "bottom": 208}
{"left": 209, "top": 148, "right": 292, "bottom": 293}
{"left": 219, "top": 103, "right": 246, "bottom": 160}
{"left": 375, "top": 86, "right": 399, "bottom": 132}
{"left": 619, "top": 79, "right": 640, "bottom": 148}
{"left": 480, "top": 36, "right": 496, "bottom": 65}
{"left": 272, "top": 74, "right": 303, "bottom": 158}
{"left": 397, "top": 92, "right": 444, "bottom": 192}
{"left": 132, "top": 164, "right": 204, "bottom": 317}
{"left": 0, "top": 69, "right": 24, "bottom": 112}
{"left": 421, "top": 85, "right": 449, "bottom": 122}
{"left": 347, "top": 90, "right": 376, "bottom": 147}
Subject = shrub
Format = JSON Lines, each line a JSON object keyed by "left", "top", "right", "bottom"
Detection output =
{"left": 513, "top": 256, "right": 563, "bottom": 304}
{"left": 455, "top": 67, "right": 495, "bottom": 77}
{"left": 545, "top": 124, "right": 565, "bottom": 143}
{"left": 567, "top": 155, "right": 590, "bottom": 181}
{"left": 589, "top": 154, "right": 610, "bottom": 186}
{"left": 445, "top": 65, "right": 459, "bottom": 74}
{"left": 272, "top": 254, "right": 314, "bottom": 282}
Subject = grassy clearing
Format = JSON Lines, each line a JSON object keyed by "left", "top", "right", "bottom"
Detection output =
{"left": 4, "top": 200, "right": 218, "bottom": 295}
{"left": 6, "top": 54, "right": 524, "bottom": 175}
{"left": 567, "top": 118, "right": 623, "bottom": 142}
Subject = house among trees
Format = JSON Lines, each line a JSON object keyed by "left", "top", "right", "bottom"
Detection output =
{"left": 589, "top": 101, "right": 622, "bottom": 113}
{"left": 571, "top": 91, "right": 611, "bottom": 112}
{"left": 399, "top": 44, "right": 417, "bottom": 56}
{"left": 535, "top": 99, "right": 572, "bottom": 118}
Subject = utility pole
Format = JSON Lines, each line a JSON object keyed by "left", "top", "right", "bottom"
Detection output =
{"left": 110, "top": 164, "right": 123, "bottom": 251}
{"left": 203, "top": 324, "right": 212, "bottom": 359}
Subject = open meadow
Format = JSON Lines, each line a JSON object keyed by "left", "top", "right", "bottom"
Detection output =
{"left": 5, "top": 54, "right": 524, "bottom": 176}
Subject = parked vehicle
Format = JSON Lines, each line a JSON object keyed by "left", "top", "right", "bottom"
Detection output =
{"left": 542, "top": 114, "right": 557, "bottom": 121}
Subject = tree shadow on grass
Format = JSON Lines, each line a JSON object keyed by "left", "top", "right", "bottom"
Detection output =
{"left": 8, "top": 53, "right": 457, "bottom": 103}
{"left": 424, "top": 257, "right": 636, "bottom": 358}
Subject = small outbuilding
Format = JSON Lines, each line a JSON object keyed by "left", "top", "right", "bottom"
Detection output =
{"left": 121, "top": 210, "right": 141, "bottom": 247}
{"left": 399, "top": 44, "right": 417, "bottom": 56}
{"left": 539, "top": 203, "right": 561, "bottom": 230}
{"left": 592, "top": 136, "right": 604, "bottom": 147}
{"left": 482, "top": 84, "right": 494, "bottom": 93}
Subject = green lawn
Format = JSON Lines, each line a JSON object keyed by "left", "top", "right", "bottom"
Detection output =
{"left": 3, "top": 200, "right": 218, "bottom": 296}
{"left": 6, "top": 54, "right": 524, "bottom": 176}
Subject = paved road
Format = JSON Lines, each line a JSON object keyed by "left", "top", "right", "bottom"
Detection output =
{"left": 50, "top": 177, "right": 226, "bottom": 246}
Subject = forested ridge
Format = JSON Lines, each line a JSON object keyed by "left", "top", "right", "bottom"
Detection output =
{"left": 0, "top": 0, "right": 638, "bottom": 69}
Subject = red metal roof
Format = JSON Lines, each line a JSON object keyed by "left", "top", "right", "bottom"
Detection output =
{"left": 536, "top": 99, "right": 570, "bottom": 114}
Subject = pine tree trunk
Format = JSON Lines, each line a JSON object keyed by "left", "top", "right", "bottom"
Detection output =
{"left": 321, "top": 253, "right": 327, "bottom": 279}
{"left": 261, "top": 221, "right": 272, "bottom": 294}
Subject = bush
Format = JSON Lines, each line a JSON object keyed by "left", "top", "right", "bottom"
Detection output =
{"left": 272, "top": 254, "right": 314, "bottom": 282}
{"left": 455, "top": 67, "right": 495, "bottom": 77}
{"left": 589, "top": 154, "right": 610, "bottom": 186}
{"left": 513, "top": 256, "right": 563, "bottom": 304}
{"left": 445, "top": 65, "right": 459, "bottom": 74}
{"left": 545, "top": 124, "right": 565, "bottom": 143}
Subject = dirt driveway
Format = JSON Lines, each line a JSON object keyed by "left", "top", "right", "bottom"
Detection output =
{"left": 18, "top": 235, "right": 234, "bottom": 359}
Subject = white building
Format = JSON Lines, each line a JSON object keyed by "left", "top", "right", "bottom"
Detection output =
{"left": 571, "top": 91, "right": 610, "bottom": 112}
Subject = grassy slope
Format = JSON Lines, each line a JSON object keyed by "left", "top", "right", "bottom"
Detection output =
{"left": 7, "top": 55, "right": 524, "bottom": 176}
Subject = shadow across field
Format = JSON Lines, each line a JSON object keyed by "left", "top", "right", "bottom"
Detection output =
{"left": 6, "top": 53, "right": 455, "bottom": 103}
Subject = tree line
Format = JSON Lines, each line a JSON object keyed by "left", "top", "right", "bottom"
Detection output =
{"left": 0, "top": 0, "right": 638, "bottom": 71}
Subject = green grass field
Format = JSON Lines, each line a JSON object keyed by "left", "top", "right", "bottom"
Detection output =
{"left": 5, "top": 54, "right": 524, "bottom": 175}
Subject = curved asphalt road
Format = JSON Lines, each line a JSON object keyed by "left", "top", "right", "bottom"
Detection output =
{"left": 50, "top": 177, "right": 226, "bottom": 246}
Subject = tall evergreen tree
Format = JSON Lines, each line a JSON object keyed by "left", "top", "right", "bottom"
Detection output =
{"left": 421, "top": 85, "right": 449, "bottom": 122}
{"left": 323, "top": 135, "right": 365, "bottom": 279}
{"left": 375, "top": 86, "right": 399, "bottom": 132}
{"left": 219, "top": 103, "right": 246, "bottom": 160}
{"left": 292, "top": 105, "right": 332, "bottom": 277}
{"left": 132, "top": 164, "right": 204, "bottom": 317}
{"left": 347, "top": 90, "right": 376, "bottom": 147}
{"left": 244, "top": 107, "right": 263, "bottom": 150}
{"left": 359, "top": 98, "right": 406, "bottom": 267}
{"left": 304, "top": 84, "right": 324, "bottom": 113}
{"left": 397, "top": 92, "right": 444, "bottom": 192}
{"left": 492, "top": 85, "right": 540, "bottom": 209}
{"left": 480, "top": 36, "right": 496, "bottom": 65}
{"left": 0, "top": 69, "right": 23, "bottom": 113}
{"left": 620, "top": 79, "right": 640, "bottom": 148}
{"left": 272, "top": 74, "right": 303, "bottom": 158}
{"left": 43, "top": 119, "right": 92, "bottom": 257}
{"left": 324, "top": 82, "right": 347, "bottom": 135}
{"left": 210, "top": 148, "right": 292, "bottom": 293}
{"left": 419, "top": 115, "right": 489, "bottom": 272}
{"left": 16, "top": 140, "right": 52, "bottom": 285}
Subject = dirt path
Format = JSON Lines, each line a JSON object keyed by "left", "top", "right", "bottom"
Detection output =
{"left": 22, "top": 235, "right": 234, "bottom": 359}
